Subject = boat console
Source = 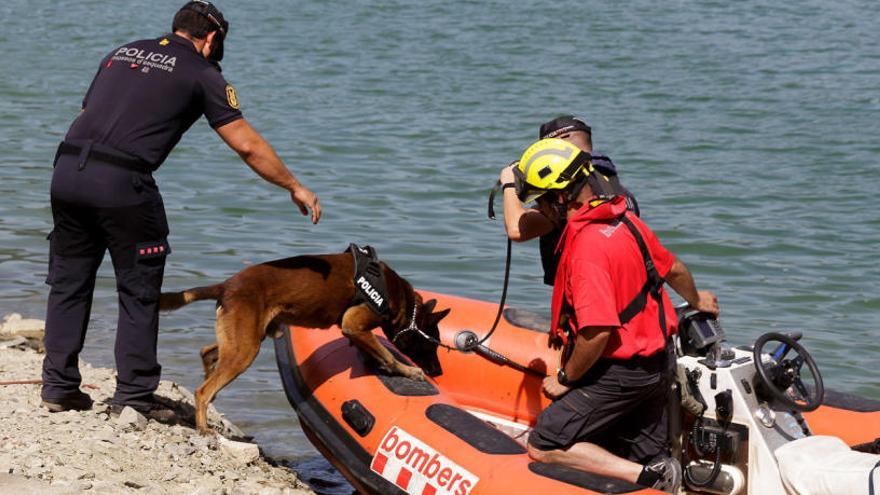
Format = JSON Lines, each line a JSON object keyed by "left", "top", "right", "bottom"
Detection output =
{"left": 673, "top": 305, "right": 825, "bottom": 494}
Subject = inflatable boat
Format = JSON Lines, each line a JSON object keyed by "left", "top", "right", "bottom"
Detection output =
{"left": 274, "top": 291, "right": 880, "bottom": 494}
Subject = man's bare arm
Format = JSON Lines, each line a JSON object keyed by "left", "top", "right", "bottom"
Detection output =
{"left": 542, "top": 326, "right": 612, "bottom": 399}
{"left": 215, "top": 118, "right": 321, "bottom": 224}
{"left": 499, "top": 163, "right": 554, "bottom": 240}
{"left": 665, "top": 257, "right": 718, "bottom": 315}
{"left": 564, "top": 326, "right": 613, "bottom": 381}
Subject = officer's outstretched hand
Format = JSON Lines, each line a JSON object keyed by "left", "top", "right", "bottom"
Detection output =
{"left": 290, "top": 185, "right": 321, "bottom": 224}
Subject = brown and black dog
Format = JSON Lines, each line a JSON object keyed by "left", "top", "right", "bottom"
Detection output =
{"left": 160, "top": 252, "right": 450, "bottom": 434}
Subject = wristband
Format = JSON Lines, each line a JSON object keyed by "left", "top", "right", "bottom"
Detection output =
{"left": 557, "top": 367, "right": 570, "bottom": 386}
{"left": 502, "top": 182, "right": 516, "bottom": 190}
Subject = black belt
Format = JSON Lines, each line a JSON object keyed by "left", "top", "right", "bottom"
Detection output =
{"left": 598, "top": 351, "right": 666, "bottom": 372}
{"left": 56, "top": 141, "right": 153, "bottom": 173}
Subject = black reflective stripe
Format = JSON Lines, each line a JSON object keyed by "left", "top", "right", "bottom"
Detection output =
{"left": 617, "top": 216, "right": 667, "bottom": 339}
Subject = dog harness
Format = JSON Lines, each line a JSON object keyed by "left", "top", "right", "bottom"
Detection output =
{"left": 347, "top": 243, "right": 391, "bottom": 318}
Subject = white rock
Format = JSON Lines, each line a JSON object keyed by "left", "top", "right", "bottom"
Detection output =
{"left": 1, "top": 313, "right": 45, "bottom": 334}
{"left": 188, "top": 434, "right": 212, "bottom": 450}
{"left": 116, "top": 406, "right": 147, "bottom": 429}
{"left": 52, "top": 465, "right": 84, "bottom": 481}
{"left": 218, "top": 436, "right": 261, "bottom": 465}
{"left": 0, "top": 336, "right": 28, "bottom": 349}
{"left": 0, "top": 454, "right": 13, "bottom": 471}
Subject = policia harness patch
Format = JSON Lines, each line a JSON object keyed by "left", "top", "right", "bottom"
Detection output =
{"left": 347, "top": 243, "right": 391, "bottom": 318}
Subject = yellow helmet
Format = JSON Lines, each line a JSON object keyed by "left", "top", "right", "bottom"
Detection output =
{"left": 515, "top": 138, "right": 591, "bottom": 202}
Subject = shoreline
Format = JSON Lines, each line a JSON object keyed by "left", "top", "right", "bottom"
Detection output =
{"left": 0, "top": 315, "right": 315, "bottom": 495}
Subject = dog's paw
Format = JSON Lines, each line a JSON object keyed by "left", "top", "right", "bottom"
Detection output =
{"left": 400, "top": 365, "right": 426, "bottom": 382}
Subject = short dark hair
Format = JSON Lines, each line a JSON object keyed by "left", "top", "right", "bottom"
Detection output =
{"left": 539, "top": 115, "right": 592, "bottom": 140}
{"left": 172, "top": 9, "right": 216, "bottom": 39}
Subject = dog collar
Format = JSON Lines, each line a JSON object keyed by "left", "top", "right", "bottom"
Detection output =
{"left": 393, "top": 303, "right": 423, "bottom": 343}
{"left": 392, "top": 301, "right": 458, "bottom": 352}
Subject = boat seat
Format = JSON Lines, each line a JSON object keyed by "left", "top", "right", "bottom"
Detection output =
{"left": 528, "top": 462, "right": 643, "bottom": 494}
{"left": 425, "top": 404, "right": 525, "bottom": 455}
{"left": 503, "top": 308, "right": 550, "bottom": 333}
{"left": 775, "top": 435, "right": 880, "bottom": 495}
{"left": 358, "top": 350, "right": 439, "bottom": 396}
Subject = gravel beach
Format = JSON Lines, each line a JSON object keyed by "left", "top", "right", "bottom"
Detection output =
{"left": 0, "top": 314, "right": 315, "bottom": 495}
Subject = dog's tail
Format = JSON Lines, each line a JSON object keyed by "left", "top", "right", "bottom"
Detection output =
{"left": 160, "top": 284, "right": 223, "bottom": 311}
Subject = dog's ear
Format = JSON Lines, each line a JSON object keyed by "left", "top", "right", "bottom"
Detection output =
{"left": 422, "top": 299, "right": 437, "bottom": 314}
{"left": 427, "top": 307, "right": 451, "bottom": 326}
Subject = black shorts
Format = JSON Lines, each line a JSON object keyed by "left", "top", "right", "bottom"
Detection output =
{"left": 528, "top": 354, "right": 669, "bottom": 463}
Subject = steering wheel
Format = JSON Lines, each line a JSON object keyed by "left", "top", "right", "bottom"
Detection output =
{"left": 753, "top": 332, "right": 824, "bottom": 412}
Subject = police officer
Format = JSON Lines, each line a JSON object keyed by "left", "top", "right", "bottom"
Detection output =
{"left": 42, "top": 1, "right": 321, "bottom": 417}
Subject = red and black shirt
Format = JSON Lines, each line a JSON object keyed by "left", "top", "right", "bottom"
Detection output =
{"left": 551, "top": 197, "right": 678, "bottom": 359}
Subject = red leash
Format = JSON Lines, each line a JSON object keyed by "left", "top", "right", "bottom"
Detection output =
{"left": 0, "top": 379, "right": 99, "bottom": 389}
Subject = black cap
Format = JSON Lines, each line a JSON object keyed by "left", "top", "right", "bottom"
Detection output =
{"left": 179, "top": 1, "right": 229, "bottom": 61}
{"left": 539, "top": 115, "right": 592, "bottom": 140}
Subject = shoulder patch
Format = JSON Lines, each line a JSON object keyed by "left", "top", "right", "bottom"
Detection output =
{"left": 159, "top": 38, "right": 169, "bottom": 46}
{"left": 225, "top": 84, "right": 240, "bottom": 109}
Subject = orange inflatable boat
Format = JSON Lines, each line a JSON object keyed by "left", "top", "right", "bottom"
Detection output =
{"left": 274, "top": 291, "right": 880, "bottom": 494}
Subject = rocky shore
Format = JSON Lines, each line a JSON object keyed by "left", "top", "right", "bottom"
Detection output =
{"left": 0, "top": 314, "right": 315, "bottom": 495}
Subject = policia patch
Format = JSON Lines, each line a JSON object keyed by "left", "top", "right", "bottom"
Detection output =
{"left": 347, "top": 243, "right": 390, "bottom": 318}
{"left": 225, "top": 84, "right": 239, "bottom": 109}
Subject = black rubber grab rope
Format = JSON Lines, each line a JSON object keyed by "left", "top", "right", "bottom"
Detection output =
{"left": 479, "top": 179, "right": 511, "bottom": 349}
{"left": 467, "top": 180, "right": 547, "bottom": 377}
{"left": 468, "top": 237, "right": 511, "bottom": 350}
{"left": 396, "top": 179, "right": 548, "bottom": 378}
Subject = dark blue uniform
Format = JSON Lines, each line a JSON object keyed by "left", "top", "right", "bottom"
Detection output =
{"left": 43, "top": 33, "right": 242, "bottom": 406}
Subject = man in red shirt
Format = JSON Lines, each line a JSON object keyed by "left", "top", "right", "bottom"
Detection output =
{"left": 506, "top": 139, "right": 719, "bottom": 493}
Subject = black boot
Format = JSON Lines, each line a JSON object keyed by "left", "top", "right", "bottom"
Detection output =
{"left": 41, "top": 390, "right": 93, "bottom": 412}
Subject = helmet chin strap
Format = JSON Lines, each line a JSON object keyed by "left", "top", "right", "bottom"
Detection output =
{"left": 563, "top": 174, "right": 589, "bottom": 204}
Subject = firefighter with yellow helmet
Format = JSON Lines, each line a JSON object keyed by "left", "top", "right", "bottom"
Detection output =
{"left": 498, "top": 116, "right": 639, "bottom": 286}
{"left": 499, "top": 130, "right": 719, "bottom": 494}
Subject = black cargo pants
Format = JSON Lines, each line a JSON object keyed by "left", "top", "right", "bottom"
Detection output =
{"left": 43, "top": 152, "right": 170, "bottom": 406}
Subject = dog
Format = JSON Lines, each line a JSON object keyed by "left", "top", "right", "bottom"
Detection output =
{"left": 159, "top": 251, "right": 450, "bottom": 434}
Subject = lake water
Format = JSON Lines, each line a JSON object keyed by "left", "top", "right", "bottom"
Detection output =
{"left": 1, "top": 1, "right": 878, "bottom": 493}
